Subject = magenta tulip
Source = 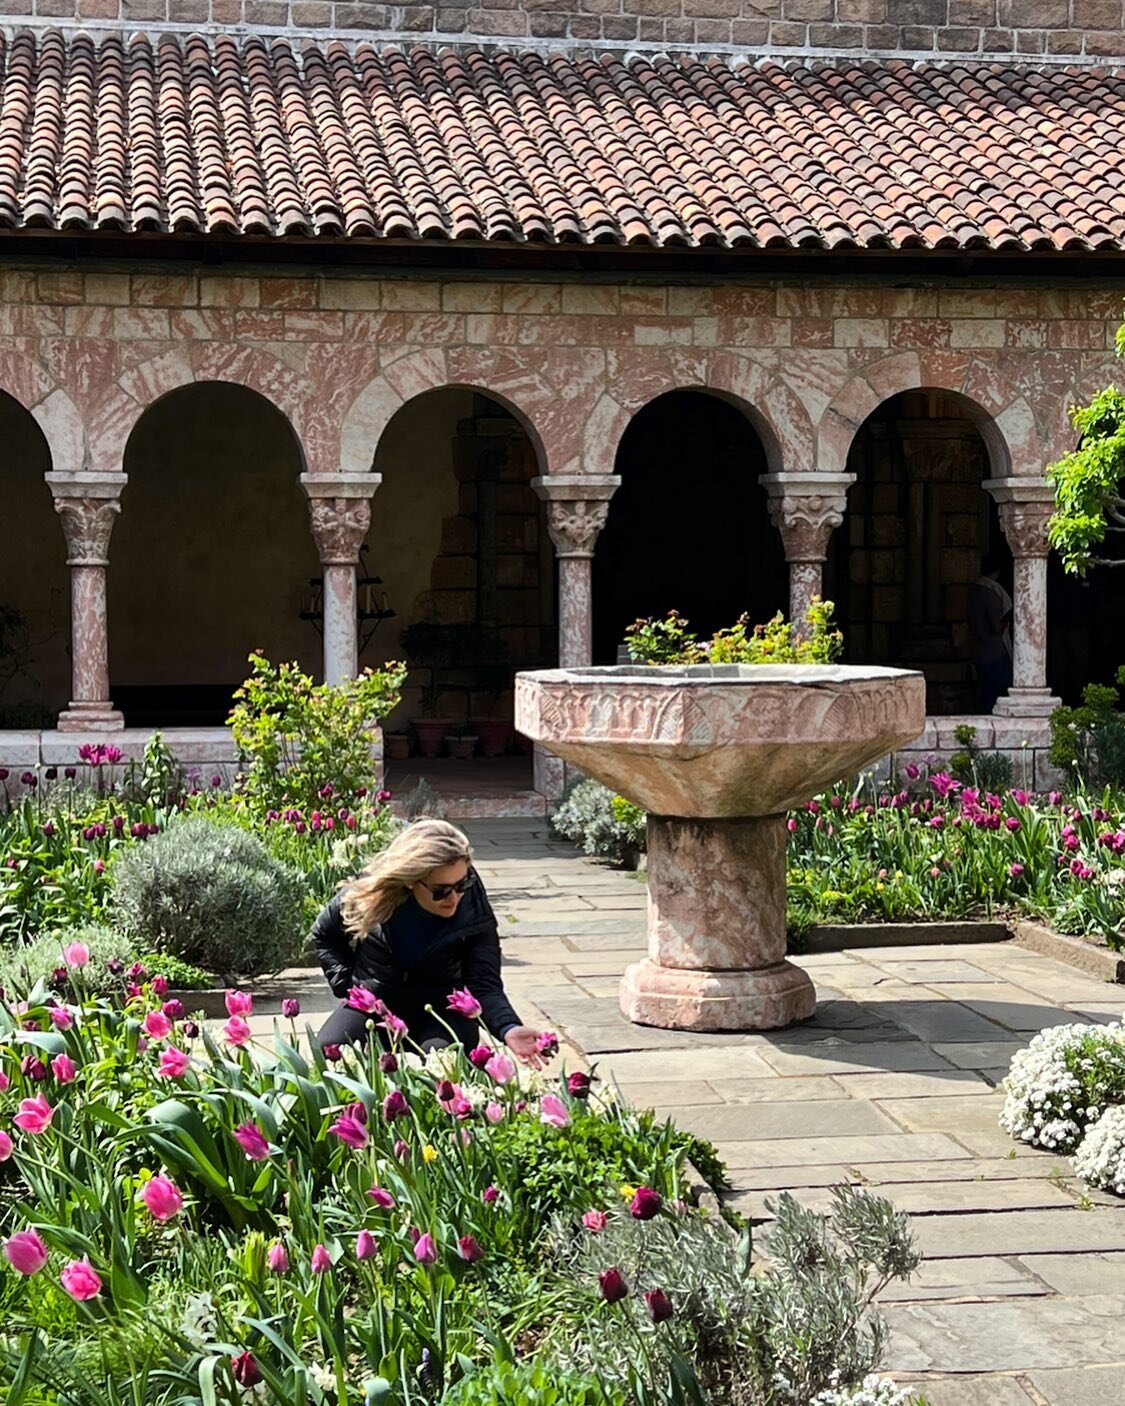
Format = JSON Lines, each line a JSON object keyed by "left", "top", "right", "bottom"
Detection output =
{"left": 535, "top": 1031, "right": 560, "bottom": 1058}
{"left": 224, "top": 990, "right": 253, "bottom": 1017}
{"left": 394, "top": 1138, "right": 411, "bottom": 1160}
{"left": 60, "top": 1257, "right": 103, "bottom": 1301}
{"left": 413, "top": 1233, "right": 437, "bottom": 1265}
{"left": 267, "top": 1241, "right": 289, "bottom": 1273}
{"left": 446, "top": 988, "right": 482, "bottom": 1019}
{"left": 630, "top": 1187, "right": 662, "bottom": 1220}
{"left": 356, "top": 1230, "right": 378, "bottom": 1260}
{"left": 599, "top": 1266, "right": 628, "bottom": 1303}
{"left": 222, "top": 1015, "right": 251, "bottom": 1047}
{"left": 482, "top": 1184, "right": 500, "bottom": 1204}
{"left": 0, "top": 1131, "right": 12, "bottom": 1161}
{"left": 143, "top": 1010, "right": 173, "bottom": 1040}
{"left": 645, "top": 1288, "right": 674, "bottom": 1323}
{"left": 62, "top": 942, "right": 90, "bottom": 968}
{"left": 379, "top": 1052, "right": 398, "bottom": 1073}
{"left": 50, "top": 1053, "right": 77, "bottom": 1084}
{"left": 367, "top": 1186, "right": 396, "bottom": 1209}
{"left": 0, "top": 1071, "right": 9, "bottom": 1091}
{"left": 322, "top": 1042, "right": 342, "bottom": 1061}
{"left": 48, "top": 1006, "right": 74, "bottom": 1031}
{"left": 162, "top": 999, "right": 185, "bottom": 1020}
{"left": 567, "top": 1072, "right": 593, "bottom": 1098}
{"left": 468, "top": 1045, "right": 493, "bottom": 1069}
{"left": 13, "top": 1094, "right": 54, "bottom": 1134}
{"left": 457, "top": 1235, "right": 484, "bottom": 1263}
{"left": 582, "top": 1210, "right": 608, "bottom": 1233}
{"left": 329, "top": 1113, "right": 369, "bottom": 1149}
{"left": 141, "top": 1174, "right": 184, "bottom": 1222}
{"left": 382, "top": 1090, "right": 408, "bottom": 1121}
{"left": 20, "top": 1056, "right": 46, "bottom": 1082}
{"left": 281, "top": 998, "right": 300, "bottom": 1019}
{"left": 4, "top": 1229, "right": 48, "bottom": 1275}
{"left": 231, "top": 1352, "right": 263, "bottom": 1387}
{"left": 539, "top": 1094, "right": 570, "bottom": 1128}
{"left": 232, "top": 1122, "right": 270, "bottom": 1161}
{"left": 311, "top": 1244, "right": 332, "bottom": 1274}
{"left": 379, "top": 1011, "right": 409, "bottom": 1039}
{"left": 346, "top": 986, "right": 381, "bottom": 1014}
{"left": 157, "top": 1046, "right": 190, "bottom": 1079}
{"left": 485, "top": 1053, "right": 516, "bottom": 1085}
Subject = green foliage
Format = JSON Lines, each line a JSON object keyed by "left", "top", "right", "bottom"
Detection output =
{"left": 1047, "top": 384, "right": 1125, "bottom": 575}
{"left": 946, "top": 725, "right": 1014, "bottom": 791}
{"left": 228, "top": 651, "right": 405, "bottom": 811}
{"left": 136, "top": 950, "right": 214, "bottom": 990}
{"left": 552, "top": 779, "right": 645, "bottom": 869}
{"left": 625, "top": 598, "right": 843, "bottom": 667}
{"left": 0, "top": 923, "right": 130, "bottom": 998}
{"left": 444, "top": 1360, "right": 625, "bottom": 1406}
{"left": 109, "top": 817, "right": 303, "bottom": 978}
{"left": 1049, "top": 669, "right": 1125, "bottom": 788}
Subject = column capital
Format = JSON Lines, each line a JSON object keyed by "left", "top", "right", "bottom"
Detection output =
{"left": 531, "top": 474, "right": 621, "bottom": 559}
{"left": 306, "top": 497, "right": 373, "bottom": 566}
{"left": 299, "top": 472, "right": 383, "bottom": 501}
{"left": 46, "top": 473, "right": 126, "bottom": 567}
{"left": 760, "top": 472, "right": 854, "bottom": 563}
{"left": 983, "top": 479, "right": 1054, "bottom": 559}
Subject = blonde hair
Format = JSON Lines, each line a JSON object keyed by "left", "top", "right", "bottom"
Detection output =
{"left": 340, "top": 818, "right": 473, "bottom": 937}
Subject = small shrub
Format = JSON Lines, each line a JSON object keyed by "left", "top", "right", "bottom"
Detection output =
{"left": 443, "top": 1360, "right": 624, "bottom": 1406}
{"left": 551, "top": 779, "right": 645, "bottom": 869}
{"left": 1000, "top": 1019, "right": 1125, "bottom": 1152}
{"left": 1073, "top": 1104, "right": 1125, "bottom": 1196}
{"left": 0, "top": 923, "right": 131, "bottom": 999}
{"left": 109, "top": 817, "right": 302, "bottom": 978}
{"left": 948, "top": 724, "right": 1014, "bottom": 792}
{"left": 1050, "top": 672, "right": 1125, "bottom": 789}
{"left": 625, "top": 597, "right": 843, "bottom": 667}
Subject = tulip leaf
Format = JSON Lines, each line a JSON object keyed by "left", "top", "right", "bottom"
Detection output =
{"left": 198, "top": 1353, "right": 221, "bottom": 1406}
{"left": 2, "top": 1328, "right": 39, "bottom": 1406}
{"left": 225, "top": 1086, "right": 281, "bottom": 1139}
{"left": 270, "top": 1032, "right": 309, "bottom": 1076}
{"left": 13, "top": 1030, "right": 67, "bottom": 1056}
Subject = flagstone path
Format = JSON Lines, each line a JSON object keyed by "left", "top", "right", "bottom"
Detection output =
{"left": 246, "top": 818, "right": 1125, "bottom": 1406}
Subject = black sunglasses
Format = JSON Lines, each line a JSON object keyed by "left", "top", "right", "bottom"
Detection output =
{"left": 418, "top": 870, "right": 477, "bottom": 902}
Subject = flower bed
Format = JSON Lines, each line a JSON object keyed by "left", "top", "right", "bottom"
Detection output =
{"left": 0, "top": 964, "right": 926, "bottom": 1405}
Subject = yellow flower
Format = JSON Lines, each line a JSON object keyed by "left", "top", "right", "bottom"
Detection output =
{"left": 422, "top": 1144, "right": 438, "bottom": 1164}
{"left": 619, "top": 1184, "right": 637, "bottom": 1200}
{"left": 875, "top": 882, "right": 885, "bottom": 892}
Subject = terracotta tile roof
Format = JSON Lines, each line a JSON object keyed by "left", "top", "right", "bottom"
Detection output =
{"left": 1, "top": 30, "right": 1124, "bottom": 251}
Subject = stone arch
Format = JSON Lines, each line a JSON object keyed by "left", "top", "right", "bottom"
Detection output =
{"left": 0, "top": 346, "right": 85, "bottom": 474}
{"left": 817, "top": 351, "right": 1042, "bottom": 482}
{"left": 340, "top": 349, "right": 554, "bottom": 477}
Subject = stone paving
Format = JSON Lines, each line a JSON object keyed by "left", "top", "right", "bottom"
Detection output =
{"left": 245, "top": 819, "right": 1125, "bottom": 1406}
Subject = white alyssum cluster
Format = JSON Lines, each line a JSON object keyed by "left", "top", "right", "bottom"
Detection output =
{"left": 810, "top": 1373, "right": 916, "bottom": 1405}
{"left": 999, "top": 1019, "right": 1125, "bottom": 1152}
{"left": 1073, "top": 1104, "right": 1125, "bottom": 1195}
{"left": 180, "top": 1290, "right": 217, "bottom": 1349}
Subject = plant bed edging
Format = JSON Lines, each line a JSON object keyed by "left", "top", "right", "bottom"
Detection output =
{"left": 1010, "top": 919, "right": 1125, "bottom": 985}
{"left": 803, "top": 920, "right": 1009, "bottom": 953}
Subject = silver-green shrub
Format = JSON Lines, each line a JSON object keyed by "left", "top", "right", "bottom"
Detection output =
{"left": 110, "top": 817, "right": 302, "bottom": 978}
{"left": 551, "top": 778, "right": 646, "bottom": 869}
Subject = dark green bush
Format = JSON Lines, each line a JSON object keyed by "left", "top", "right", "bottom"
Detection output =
{"left": 443, "top": 1360, "right": 624, "bottom": 1406}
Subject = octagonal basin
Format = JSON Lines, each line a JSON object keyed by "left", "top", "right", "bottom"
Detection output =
{"left": 516, "top": 663, "right": 925, "bottom": 1032}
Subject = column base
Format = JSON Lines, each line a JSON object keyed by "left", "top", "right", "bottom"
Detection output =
{"left": 620, "top": 957, "right": 816, "bottom": 1033}
{"left": 57, "top": 705, "right": 125, "bottom": 733}
{"left": 993, "top": 688, "right": 1061, "bottom": 719}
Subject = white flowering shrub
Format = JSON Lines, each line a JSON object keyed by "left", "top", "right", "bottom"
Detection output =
{"left": 1073, "top": 1104, "right": 1125, "bottom": 1195}
{"left": 999, "top": 1018, "right": 1125, "bottom": 1152}
{"left": 810, "top": 1375, "right": 917, "bottom": 1406}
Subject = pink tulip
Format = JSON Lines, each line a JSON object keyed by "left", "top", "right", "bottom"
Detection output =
{"left": 0, "top": 1130, "right": 12, "bottom": 1161}
{"left": 468, "top": 1045, "right": 493, "bottom": 1069}
{"left": 141, "top": 1174, "right": 184, "bottom": 1222}
{"left": 232, "top": 1122, "right": 270, "bottom": 1160}
{"left": 311, "top": 1244, "right": 332, "bottom": 1274}
{"left": 4, "top": 1229, "right": 48, "bottom": 1275}
{"left": 413, "top": 1233, "right": 437, "bottom": 1264}
{"left": 224, "top": 990, "right": 253, "bottom": 1017}
{"left": 367, "top": 1186, "right": 396, "bottom": 1209}
{"left": 48, "top": 1006, "right": 74, "bottom": 1031}
{"left": 50, "top": 1053, "right": 77, "bottom": 1084}
{"left": 535, "top": 1031, "right": 560, "bottom": 1058}
{"left": 267, "top": 1241, "right": 289, "bottom": 1273}
{"left": 598, "top": 1266, "right": 628, "bottom": 1303}
{"left": 157, "top": 1046, "right": 191, "bottom": 1079}
{"left": 231, "top": 1352, "right": 262, "bottom": 1388}
{"left": 482, "top": 1185, "right": 500, "bottom": 1204}
{"left": 60, "top": 1257, "right": 103, "bottom": 1301}
{"left": 457, "top": 1235, "right": 484, "bottom": 1262}
{"left": 485, "top": 1053, "right": 516, "bottom": 1085}
{"left": 162, "top": 999, "right": 185, "bottom": 1020}
{"left": 14, "top": 1094, "right": 54, "bottom": 1135}
{"left": 143, "top": 1010, "right": 173, "bottom": 1040}
{"left": 281, "top": 998, "right": 300, "bottom": 1019}
{"left": 446, "top": 988, "right": 482, "bottom": 1020}
{"left": 346, "top": 986, "right": 381, "bottom": 1014}
{"left": 630, "top": 1186, "right": 662, "bottom": 1220}
{"left": 379, "top": 1011, "right": 409, "bottom": 1039}
{"left": 356, "top": 1230, "right": 378, "bottom": 1260}
{"left": 62, "top": 942, "right": 89, "bottom": 968}
{"left": 645, "top": 1288, "right": 674, "bottom": 1323}
{"left": 582, "top": 1210, "right": 608, "bottom": 1233}
{"left": 485, "top": 1101, "right": 504, "bottom": 1124}
{"left": 222, "top": 1015, "right": 251, "bottom": 1046}
{"left": 539, "top": 1094, "right": 570, "bottom": 1128}
{"left": 150, "top": 976, "right": 169, "bottom": 998}
{"left": 394, "top": 1139, "right": 410, "bottom": 1161}
{"left": 0, "top": 1071, "right": 9, "bottom": 1091}
{"left": 329, "top": 1113, "right": 369, "bottom": 1149}
{"left": 382, "top": 1090, "right": 408, "bottom": 1121}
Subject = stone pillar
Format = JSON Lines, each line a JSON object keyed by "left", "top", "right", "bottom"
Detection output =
{"left": 760, "top": 472, "right": 854, "bottom": 624}
{"left": 301, "top": 474, "right": 381, "bottom": 685}
{"left": 46, "top": 473, "right": 126, "bottom": 732}
{"left": 984, "top": 478, "right": 1061, "bottom": 718}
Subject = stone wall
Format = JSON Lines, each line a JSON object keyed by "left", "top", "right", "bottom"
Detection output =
{"left": 20, "top": 0, "right": 1125, "bottom": 58}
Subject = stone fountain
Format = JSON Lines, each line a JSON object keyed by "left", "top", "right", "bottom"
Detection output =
{"left": 515, "top": 664, "right": 926, "bottom": 1032}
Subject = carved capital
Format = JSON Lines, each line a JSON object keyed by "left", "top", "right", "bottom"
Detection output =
{"left": 54, "top": 497, "right": 120, "bottom": 566}
{"left": 307, "top": 497, "right": 371, "bottom": 565}
{"left": 996, "top": 499, "right": 1053, "bottom": 559}
{"left": 545, "top": 499, "right": 611, "bottom": 559}
{"left": 766, "top": 493, "right": 847, "bottom": 562}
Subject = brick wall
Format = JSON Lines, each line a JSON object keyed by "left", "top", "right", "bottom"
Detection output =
{"left": 12, "top": 0, "right": 1125, "bottom": 58}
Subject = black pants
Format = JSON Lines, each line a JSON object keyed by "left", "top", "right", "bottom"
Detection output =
{"left": 315, "top": 996, "right": 479, "bottom": 1055}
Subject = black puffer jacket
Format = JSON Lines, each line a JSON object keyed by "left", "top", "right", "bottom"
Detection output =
{"left": 309, "top": 878, "right": 521, "bottom": 1039}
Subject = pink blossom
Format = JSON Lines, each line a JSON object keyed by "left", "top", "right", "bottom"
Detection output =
{"left": 162, "top": 999, "right": 184, "bottom": 1020}
{"left": 582, "top": 1209, "right": 608, "bottom": 1232}
{"left": 347, "top": 986, "right": 382, "bottom": 1014}
{"left": 222, "top": 1015, "right": 252, "bottom": 1046}
{"left": 267, "top": 1241, "right": 289, "bottom": 1273}
{"left": 157, "top": 1046, "right": 190, "bottom": 1079}
{"left": 141, "top": 1174, "right": 184, "bottom": 1222}
{"left": 150, "top": 976, "right": 169, "bottom": 998}
{"left": 482, "top": 1185, "right": 500, "bottom": 1204}
{"left": 379, "top": 1012, "right": 409, "bottom": 1039}
{"left": 62, "top": 942, "right": 90, "bottom": 968}
{"left": 929, "top": 772, "right": 961, "bottom": 799}
{"left": 1010, "top": 789, "right": 1029, "bottom": 806}
{"left": 630, "top": 1186, "right": 662, "bottom": 1220}
{"left": 929, "top": 866, "right": 941, "bottom": 879}
{"left": 382, "top": 1090, "right": 409, "bottom": 1121}
{"left": 14, "top": 1094, "right": 54, "bottom": 1135}
{"left": 367, "top": 1186, "right": 396, "bottom": 1209}
{"left": 60, "top": 1256, "right": 102, "bottom": 1301}
{"left": 786, "top": 818, "right": 798, "bottom": 833}
{"left": 143, "top": 1010, "right": 173, "bottom": 1040}
{"left": 904, "top": 762, "right": 920, "bottom": 779}
{"left": 485, "top": 1053, "right": 516, "bottom": 1085}
{"left": 232, "top": 1122, "right": 270, "bottom": 1160}
{"left": 224, "top": 989, "right": 253, "bottom": 1017}
{"left": 485, "top": 1101, "right": 505, "bottom": 1124}
{"left": 329, "top": 1113, "right": 369, "bottom": 1149}
{"left": 1063, "top": 833, "right": 1081, "bottom": 852}
{"left": 50, "top": 1053, "right": 77, "bottom": 1084}
{"left": 394, "top": 1138, "right": 410, "bottom": 1160}
{"left": 457, "top": 1235, "right": 484, "bottom": 1262}
{"left": 311, "top": 1244, "right": 332, "bottom": 1274}
{"left": 356, "top": 1230, "right": 378, "bottom": 1261}
{"left": 1008, "top": 861, "right": 1026, "bottom": 879}
{"left": 1049, "top": 790, "right": 1063, "bottom": 805}
{"left": 447, "top": 988, "right": 482, "bottom": 1019}
{"left": 0, "top": 1071, "right": 9, "bottom": 1092}
{"left": 4, "top": 1229, "right": 48, "bottom": 1275}
{"left": 535, "top": 1031, "right": 560, "bottom": 1058}
{"left": 48, "top": 1006, "right": 74, "bottom": 1031}
{"left": 413, "top": 1233, "right": 437, "bottom": 1264}
{"left": 281, "top": 998, "right": 300, "bottom": 1019}
{"left": 0, "top": 1131, "right": 11, "bottom": 1161}
{"left": 468, "top": 1045, "right": 494, "bottom": 1069}
{"left": 539, "top": 1094, "right": 570, "bottom": 1128}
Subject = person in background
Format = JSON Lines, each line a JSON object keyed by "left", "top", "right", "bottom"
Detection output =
{"left": 967, "top": 549, "right": 1013, "bottom": 713}
{"left": 311, "top": 817, "right": 546, "bottom": 1062}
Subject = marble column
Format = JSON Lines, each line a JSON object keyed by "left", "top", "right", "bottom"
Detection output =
{"left": 984, "top": 478, "right": 1061, "bottom": 718}
{"left": 300, "top": 474, "right": 381, "bottom": 685}
{"left": 46, "top": 473, "right": 126, "bottom": 732}
{"left": 530, "top": 474, "right": 620, "bottom": 798}
{"left": 760, "top": 473, "right": 854, "bottom": 625}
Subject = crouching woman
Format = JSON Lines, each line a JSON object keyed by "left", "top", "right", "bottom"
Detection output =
{"left": 311, "top": 818, "right": 544, "bottom": 1062}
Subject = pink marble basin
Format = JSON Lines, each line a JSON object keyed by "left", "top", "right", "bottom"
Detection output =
{"left": 515, "top": 664, "right": 926, "bottom": 818}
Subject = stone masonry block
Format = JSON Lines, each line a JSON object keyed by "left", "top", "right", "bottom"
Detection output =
{"left": 949, "top": 0, "right": 995, "bottom": 20}
{"left": 1072, "top": 0, "right": 1122, "bottom": 23}
{"left": 998, "top": 0, "right": 1067, "bottom": 21}
{"left": 838, "top": 0, "right": 886, "bottom": 19}
{"left": 937, "top": 25, "right": 983, "bottom": 46}
{"left": 768, "top": 20, "right": 808, "bottom": 41}
{"left": 810, "top": 21, "right": 866, "bottom": 42}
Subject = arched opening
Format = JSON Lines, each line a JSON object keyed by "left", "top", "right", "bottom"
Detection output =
{"left": 593, "top": 390, "right": 786, "bottom": 664}
{"left": 826, "top": 388, "right": 1006, "bottom": 715}
{"left": 364, "top": 388, "right": 555, "bottom": 777}
{"left": 109, "top": 383, "right": 316, "bottom": 726}
{"left": 0, "top": 392, "right": 68, "bottom": 727}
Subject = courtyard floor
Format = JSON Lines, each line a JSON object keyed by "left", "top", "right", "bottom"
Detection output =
{"left": 249, "top": 819, "right": 1125, "bottom": 1406}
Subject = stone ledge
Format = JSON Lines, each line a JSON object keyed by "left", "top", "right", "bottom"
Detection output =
{"left": 1010, "top": 919, "right": 1125, "bottom": 985}
{"left": 804, "top": 920, "right": 1010, "bottom": 952}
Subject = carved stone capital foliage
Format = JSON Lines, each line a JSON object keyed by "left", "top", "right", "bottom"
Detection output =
{"left": 307, "top": 496, "right": 371, "bottom": 565}
{"left": 545, "top": 499, "right": 611, "bottom": 559}
{"left": 766, "top": 492, "right": 847, "bottom": 562}
{"left": 54, "top": 497, "right": 121, "bottom": 566}
{"left": 997, "top": 499, "right": 1053, "bottom": 559}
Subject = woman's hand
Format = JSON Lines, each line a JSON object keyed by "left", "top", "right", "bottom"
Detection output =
{"left": 504, "top": 1025, "right": 547, "bottom": 1068}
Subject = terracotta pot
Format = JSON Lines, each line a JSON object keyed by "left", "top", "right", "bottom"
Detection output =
{"left": 413, "top": 720, "right": 452, "bottom": 758}
{"left": 446, "top": 735, "right": 479, "bottom": 761}
{"left": 474, "top": 719, "right": 515, "bottom": 757}
{"left": 384, "top": 732, "right": 411, "bottom": 761}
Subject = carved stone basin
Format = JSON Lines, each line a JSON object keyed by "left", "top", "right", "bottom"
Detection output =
{"left": 515, "top": 664, "right": 926, "bottom": 1032}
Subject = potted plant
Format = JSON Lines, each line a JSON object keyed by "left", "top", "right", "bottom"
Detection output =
{"left": 383, "top": 730, "right": 411, "bottom": 762}
{"left": 399, "top": 621, "right": 458, "bottom": 759}
{"left": 444, "top": 724, "right": 479, "bottom": 761}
